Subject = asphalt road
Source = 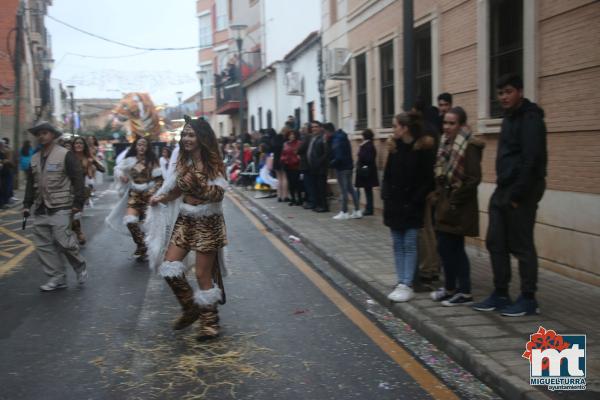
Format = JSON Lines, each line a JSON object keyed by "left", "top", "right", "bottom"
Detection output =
{"left": 0, "top": 185, "right": 499, "bottom": 400}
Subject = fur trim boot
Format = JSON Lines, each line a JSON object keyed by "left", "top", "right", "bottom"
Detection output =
{"left": 71, "top": 219, "right": 86, "bottom": 245}
{"left": 125, "top": 216, "right": 147, "bottom": 260}
{"left": 194, "top": 285, "right": 222, "bottom": 341}
{"left": 159, "top": 261, "right": 201, "bottom": 330}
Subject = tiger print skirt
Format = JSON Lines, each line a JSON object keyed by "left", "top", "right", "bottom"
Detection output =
{"left": 170, "top": 213, "right": 227, "bottom": 253}
{"left": 127, "top": 190, "right": 152, "bottom": 217}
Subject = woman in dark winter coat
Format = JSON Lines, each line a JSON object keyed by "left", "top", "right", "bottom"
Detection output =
{"left": 382, "top": 111, "right": 436, "bottom": 303}
{"left": 430, "top": 107, "right": 484, "bottom": 306}
{"left": 355, "top": 129, "right": 379, "bottom": 215}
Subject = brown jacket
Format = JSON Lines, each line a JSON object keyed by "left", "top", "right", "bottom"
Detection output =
{"left": 434, "top": 138, "right": 485, "bottom": 237}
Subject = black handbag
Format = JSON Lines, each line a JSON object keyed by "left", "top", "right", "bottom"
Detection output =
{"left": 357, "top": 164, "right": 370, "bottom": 178}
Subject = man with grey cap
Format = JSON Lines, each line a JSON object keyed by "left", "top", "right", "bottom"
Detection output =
{"left": 23, "top": 121, "right": 88, "bottom": 291}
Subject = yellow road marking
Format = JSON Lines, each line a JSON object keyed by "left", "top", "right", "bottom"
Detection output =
{"left": 228, "top": 193, "right": 458, "bottom": 400}
{"left": 0, "top": 226, "right": 35, "bottom": 278}
{"left": 0, "top": 245, "right": 35, "bottom": 278}
{"left": 0, "top": 226, "right": 34, "bottom": 245}
{"left": 1, "top": 220, "right": 22, "bottom": 227}
{"left": 1, "top": 243, "right": 28, "bottom": 252}
{"left": 0, "top": 209, "right": 19, "bottom": 218}
{"left": 0, "top": 250, "right": 13, "bottom": 257}
{"left": 0, "top": 238, "right": 17, "bottom": 244}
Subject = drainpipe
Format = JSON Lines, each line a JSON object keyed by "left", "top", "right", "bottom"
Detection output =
{"left": 403, "top": 0, "right": 414, "bottom": 111}
{"left": 12, "top": 5, "right": 24, "bottom": 189}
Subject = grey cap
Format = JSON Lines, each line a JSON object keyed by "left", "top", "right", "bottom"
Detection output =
{"left": 28, "top": 121, "right": 62, "bottom": 137}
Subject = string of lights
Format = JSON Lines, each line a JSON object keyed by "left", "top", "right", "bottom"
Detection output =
{"left": 47, "top": 15, "right": 205, "bottom": 51}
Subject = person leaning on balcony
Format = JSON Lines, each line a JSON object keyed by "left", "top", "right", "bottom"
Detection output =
{"left": 429, "top": 106, "right": 484, "bottom": 307}
{"left": 383, "top": 111, "right": 436, "bottom": 303}
{"left": 473, "top": 73, "right": 547, "bottom": 317}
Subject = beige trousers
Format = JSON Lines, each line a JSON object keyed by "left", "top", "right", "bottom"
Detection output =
{"left": 32, "top": 209, "right": 87, "bottom": 283}
{"left": 418, "top": 196, "right": 441, "bottom": 279}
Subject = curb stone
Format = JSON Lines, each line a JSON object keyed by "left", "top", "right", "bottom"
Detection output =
{"left": 232, "top": 187, "right": 551, "bottom": 400}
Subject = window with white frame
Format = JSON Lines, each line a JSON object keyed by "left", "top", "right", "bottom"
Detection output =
{"left": 380, "top": 41, "right": 395, "bottom": 128}
{"left": 216, "top": 0, "right": 228, "bottom": 31}
{"left": 355, "top": 53, "right": 367, "bottom": 130}
{"left": 198, "top": 13, "right": 212, "bottom": 48}
{"left": 415, "top": 22, "right": 432, "bottom": 105}
{"left": 489, "top": 0, "right": 523, "bottom": 117}
{"left": 200, "top": 64, "right": 214, "bottom": 98}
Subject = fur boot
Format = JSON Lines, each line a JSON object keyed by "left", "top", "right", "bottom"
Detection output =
{"left": 194, "top": 285, "right": 222, "bottom": 341}
{"left": 159, "top": 261, "right": 201, "bottom": 330}
{"left": 124, "top": 215, "right": 147, "bottom": 260}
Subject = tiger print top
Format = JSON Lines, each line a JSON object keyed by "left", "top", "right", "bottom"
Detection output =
{"left": 175, "top": 166, "right": 225, "bottom": 205}
{"left": 130, "top": 159, "right": 160, "bottom": 184}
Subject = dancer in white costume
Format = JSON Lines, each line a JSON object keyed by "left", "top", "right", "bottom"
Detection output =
{"left": 105, "top": 137, "right": 162, "bottom": 261}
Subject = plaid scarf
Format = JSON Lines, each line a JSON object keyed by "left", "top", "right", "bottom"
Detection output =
{"left": 435, "top": 129, "right": 472, "bottom": 188}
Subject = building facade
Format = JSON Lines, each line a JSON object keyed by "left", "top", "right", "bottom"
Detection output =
{"left": 245, "top": 32, "right": 323, "bottom": 133}
{"left": 320, "top": 0, "right": 600, "bottom": 283}
{"left": 0, "top": 0, "right": 53, "bottom": 146}
{"left": 196, "top": 0, "right": 263, "bottom": 137}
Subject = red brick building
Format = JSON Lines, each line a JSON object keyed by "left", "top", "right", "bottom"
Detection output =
{"left": 0, "top": 0, "right": 53, "bottom": 147}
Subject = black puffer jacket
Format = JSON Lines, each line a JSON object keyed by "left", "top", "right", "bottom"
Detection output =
{"left": 307, "top": 133, "right": 330, "bottom": 175}
{"left": 496, "top": 99, "right": 547, "bottom": 203}
{"left": 382, "top": 136, "right": 436, "bottom": 230}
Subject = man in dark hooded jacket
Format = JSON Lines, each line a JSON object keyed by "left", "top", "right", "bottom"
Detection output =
{"left": 473, "top": 74, "right": 547, "bottom": 317}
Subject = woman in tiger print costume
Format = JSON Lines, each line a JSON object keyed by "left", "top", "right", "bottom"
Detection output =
{"left": 70, "top": 136, "right": 105, "bottom": 245}
{"left": 112, "top": 137, "right": 162, "bottom": 261}
{"left": 148, "top": 116, "right": 227, "bottom": 341}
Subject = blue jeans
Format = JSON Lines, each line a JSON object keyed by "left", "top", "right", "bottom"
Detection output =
{"left": 335, "top": 169, "right": 359, "bottom": 213}
{"left": 437, "top": 231, "right": 471, "bottom": 294}
{"left": 391, "top": 228, "right": 418, "bottom": 286}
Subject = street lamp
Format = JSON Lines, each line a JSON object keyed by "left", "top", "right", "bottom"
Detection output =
{"left": 35, "top": 58, "right": 54, "bottom": 122}
{"left": 196, "top": 69, "right": 207, "bottom": 120}
{"left": 176, "top": 91, "right": 183, "bottom": 119}
{"left": 66, "top": 84, "right": 75, "bottom": 134}
{"left": 230, "top": 24, "right": 247, "bottom": 139}
{"left": 42, "top": 58, "right": 54, "bottom": 71}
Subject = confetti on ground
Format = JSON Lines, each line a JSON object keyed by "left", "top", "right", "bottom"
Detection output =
{"left": 90, "top": 332, "right": 277, "bottom": 399}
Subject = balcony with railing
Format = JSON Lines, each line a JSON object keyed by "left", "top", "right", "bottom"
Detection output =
{"left": 214, "top": 51, "right": 261, "bottom": 115}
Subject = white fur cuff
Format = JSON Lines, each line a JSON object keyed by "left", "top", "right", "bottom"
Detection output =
{"left": 123, "top": 215, "right": 139, "bottom": 225}
{"left": 159, "top": 260, "right": 186, "bottom": 278}
{"left": 151, "top": 167, "right": 163, "bottom": 178}
{"left": 194, "top": 285, "right": 222, "bottom": 306}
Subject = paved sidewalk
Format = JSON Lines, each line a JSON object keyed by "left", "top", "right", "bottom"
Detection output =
{"left": 232, "top": 188, "right": 599, "bottom": 400}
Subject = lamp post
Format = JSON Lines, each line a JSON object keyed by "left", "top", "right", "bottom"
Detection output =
{"left": 196, "top": 69, "right": 207, "bottom": 120}
{"left": 66, "top": 85, "right": 75, "bottom": 135}
{"left": 41, "top": 58, "right": 54, "bottom": 121}
{"left": 176, "top": 91, "right": 183, "bottom": 119}
{"left": 230, "top": 24, "right": 247, "bottom": 138}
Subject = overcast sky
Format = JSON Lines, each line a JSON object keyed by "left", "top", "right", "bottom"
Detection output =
{"left": 47, "top": 0, "right": 200, "bottom": 106}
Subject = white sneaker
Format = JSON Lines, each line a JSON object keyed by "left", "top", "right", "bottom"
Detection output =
{"left": 76, "top": 268, "right": 88, "bottom": 285}
{"left": 387, "top": 284, "right": 414, "bottom": 302}
{"left": 430, "top": 287, "right": 453, "bottom": 302}
{"left": 333, "top": 211, "right": 350, "bottom": 220}
{"left": 350, "top": 210, "right": 363, "bottom": 219}
{"left": 40, "top": 280, "right": 67, "bottom": 292}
